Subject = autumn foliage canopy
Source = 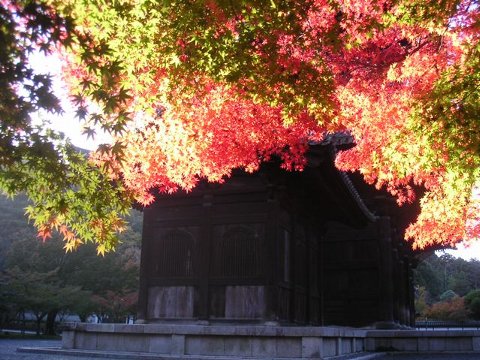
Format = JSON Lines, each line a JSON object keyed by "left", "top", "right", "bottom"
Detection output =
{"left": 1, "top": 0, "right": 479, "bottom": 252}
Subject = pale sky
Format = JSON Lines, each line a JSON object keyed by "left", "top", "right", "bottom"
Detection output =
{"left": 30, "top": 51, "right": 111, "bottom": 150}
{"left": 444, "top": 242, "right": 480, "bottom": 261}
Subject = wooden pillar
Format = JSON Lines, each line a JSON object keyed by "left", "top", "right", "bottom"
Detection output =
{"left": 136, "top": 206, "right": 153, "bottom": 323}
{"left": 376, "top": 216, "right": 394, "bottom": 327}
{"left": 197, "top": 193, "right": 213, "bottom": 321}
{"left": 407, "top": 259, "right": 416, "bottom": 326}
{"left": 392, "top": 248, "right": 400, "bottom": 324}
{"left": 307, "top": 225, "right": 320, "bottom": 324}
{"left": 319, "top": 235, "right": 325, "bottom": 326}
{"left": 264, "top": 184, "right": 280, "bottom": 323}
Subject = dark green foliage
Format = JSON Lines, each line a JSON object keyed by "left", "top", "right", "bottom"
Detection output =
{"left": 414, "top": 256, "right": 444, "bottom": 300}
{"left": 0, "top": 195, "right": 36, "bottom": 270}
{"left": 464, "top": 290, "right": 480, "bottom": 320}
{"left": 414, "top": 252, "right": 480, "bottom": 319}
{"left": 414, "top": 253, "right": 480, "bottom": 302}
{"left": 0, "top": 194, "right": 142, "bottom": 331}
{"left": 1, "top": 267, "right": 90, "bottom": 334}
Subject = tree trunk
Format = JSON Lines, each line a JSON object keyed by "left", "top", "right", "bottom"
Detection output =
{"left": 34, "top": 314, "right": 43, "bottom": 335}
{"left": 45, "top": 309, "right": 58, "bottom": 335}
{"left": 20, "top": 311, "right": 26, "bottom": 335}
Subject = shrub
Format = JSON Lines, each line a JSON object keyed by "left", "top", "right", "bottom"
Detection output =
{"left": 425, "top": 296, "right": 468, "bottom": 321}
{"left": 439, "top": 290, "right": 457, "bottom": 302}
{"left": 464, "top": 290, "right": 480, "bottom": 320}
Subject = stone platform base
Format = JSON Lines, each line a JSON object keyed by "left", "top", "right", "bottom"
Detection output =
{"left": 366, "top": 329, "right": 480, "bottom": 352}
{"left": 57, "top": 324, "right": 480, "bottom": 359}
{"left": 61, "top": 323, "right": 368, "bottom": 359}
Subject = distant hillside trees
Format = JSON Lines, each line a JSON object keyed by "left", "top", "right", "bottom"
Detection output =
{"left": 414, "top": 253, "right": 480, "bottom": 321}
{"left": 0, "top": 195, "right": 142, "bottom": 334}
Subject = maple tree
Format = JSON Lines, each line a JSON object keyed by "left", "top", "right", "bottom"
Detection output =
{"left": 425, "top": 295, "right": 469, "bottom": 321}
{"left": 1, "top": 0, "right": 479, "bottom": 251}
{"left": 0, "top": 0, "right": 132, "bottom": 254}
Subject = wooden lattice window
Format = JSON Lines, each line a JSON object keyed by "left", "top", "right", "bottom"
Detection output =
{"left": 153, "top": 229, "right": 194, "bottom": 277}
{"left": 211, "top": 225, "right": 261, "bottom": 278}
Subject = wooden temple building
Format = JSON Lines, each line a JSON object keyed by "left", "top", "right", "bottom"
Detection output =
{"left": 136, "top": 137, "right": 419, "bottom": 328}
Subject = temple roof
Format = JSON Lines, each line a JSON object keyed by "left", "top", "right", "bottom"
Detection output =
{"left": 306, "top": 138, "right": 377, "bottom": 225}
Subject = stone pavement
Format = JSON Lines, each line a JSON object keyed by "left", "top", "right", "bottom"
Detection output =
{"left": 377, "top": 354, "right": 480, "bottom": 359}
{"left": 0, "top": 339, "right": 110, "bottom": 360}
{"left": 2, "top": 339, "right": 480, "bottom": 360}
